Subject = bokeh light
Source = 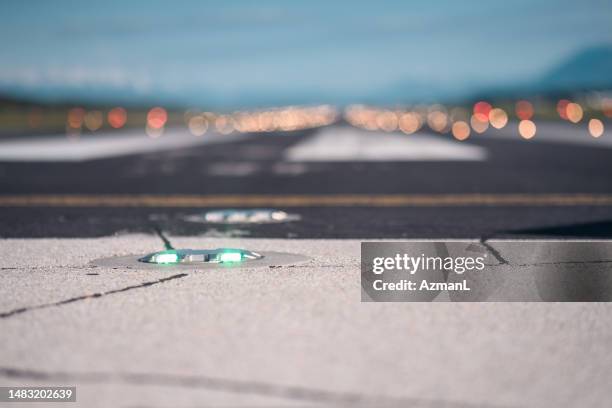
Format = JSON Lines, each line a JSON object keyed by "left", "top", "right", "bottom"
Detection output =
{"left": 376, "top": 111, "right": 398, "bottom": 132}
{"left": 451, "top": 121, "right": 470, "bottom": 141}
{"left": 488, "top": 108, "right": 508, "bottom": 129}
{"left": 588, "top": 118, "right": 604, "bottom": 138}
{"left": 518, "top": 120, "right": 536, "bottom": 139}
{"left": 515, "top": 100, "right": 534, "bottom": 120}
{"left": 473, "top": 101, "right": 492, "bottom": 122}
{"left": 398, "top": 112, "right": 421, "bottom": 134}
{"left": 566, "top": 103, "right": 583, "bottom": 123}
{"left": 470, "top": 114, "right": 489, "bottom": 133}
{"left": 147, "top": 107, "right": 167, "bottom": 129}
{"left": 557, "top": 99, "right": 570, "bottom": 120}
{"left": 215, "top": 115, "right": 235, "bottom": 134}
{"left": 84, "top": 110, "right": 103, "bottom": 131}
{"left": 67, "top": 107, "right": 85, "bottom": 129}
{"left": 188, "top": 115, "right": 208, "bottom": 136}
{"left": 108, "top": 107, "right": 127, "bottom": 129}
{"left": 427, "top": 106, "right": 449, "bottom": 133}
{"left": 603, "top": 98, "right": 612, "bottom": 118}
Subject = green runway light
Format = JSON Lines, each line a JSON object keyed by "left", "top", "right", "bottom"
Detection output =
{"left": 139, "top": 248, "right": 259, "bottom": 265}
{"left": 155, "top": 252, "right": 179, "bottom": 264}
{"left": 219, "top": 252, "right": 242, "bottom": 263}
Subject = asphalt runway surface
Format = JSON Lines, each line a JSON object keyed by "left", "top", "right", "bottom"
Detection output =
{"left": 0, "top": 120, "right": 611, "bottom": 239}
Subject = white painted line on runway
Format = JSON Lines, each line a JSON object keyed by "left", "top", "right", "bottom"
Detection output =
{"left": 284, "top": 127, "right": 487, "bottom": 162}
{"left": 0, "top": 128, "right": 246, "bottom": 162}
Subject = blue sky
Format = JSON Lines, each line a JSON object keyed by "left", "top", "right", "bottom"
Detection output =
{"left": 0, "top": 0, "right": 611, "bottom": 108}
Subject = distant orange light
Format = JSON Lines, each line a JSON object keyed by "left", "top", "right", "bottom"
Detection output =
{"left": 147, "top": 107, "right": 167, "bottom": 129}
{"left": 215, "top": 115, "right": 235, "bottom": 134}
{"left": 566, "top": 103, "right": 583, "bottom": 123}
{"left": 427, "top": 111, "right": 448, "bottom": 133}
{"left": 67, "top": 107, "right": 85, "bottom": 128}
{"left": 398, "top": 112, "right": 420, "bottom": 134}
{"left": 473, "top": 101, "right": 492, "bottom": 122}
{"left": 515, "top": 100, "right": 534, "bottom": 120}
{"left": 518, "top": 120, "right": 536, "bottom": 139}
{"left": 258, "top": 112, "right": 275, "bottom": 132}
{"left": 588, "top": 119, "right": 604, "bottom": 138}
{"left": 603, "top": 98, "right": 612, "bottom": 118}
{"left": 84, "top": 110, "right": 103, "bottom": 131}
{"left": 470, "top": 114, "right": 489, "bottom": 133}
{"left": 363, "top": 111, "right": 378, "bottom": 131}
{"left": 376, "top": 111, "right": 398, "bottom": 132}
{"left": 108, "top": 107, "right": 127, "bottom": 129}
{"left": 188, "top": 115, "right": 208, "bottom": 136}
{"left": 489, "top": 108, "right": 508, "bottom": 129}
{"left": 452, "top": 121, "right": 470, "bottom": 141}
{"left": 557, "top": 99, "right": 570, "bottom": 120}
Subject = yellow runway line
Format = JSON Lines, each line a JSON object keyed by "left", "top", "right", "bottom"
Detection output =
{"left": 1, "top": 194, "right": 612, "bottom": 207}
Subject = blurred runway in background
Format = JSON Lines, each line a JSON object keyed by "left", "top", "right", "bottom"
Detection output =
{"left": 0, "top": 120, "right": 610, "bottom": 239}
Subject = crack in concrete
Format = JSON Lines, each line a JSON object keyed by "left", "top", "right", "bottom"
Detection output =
{"left": 268, "top": 263, "right": 354, "bottom": 269}
{"left": 1, "top": 265, "right": 98, "bottom": 271}
{"left": 0, "top": 273, "right": 188, "bottom": 319}
{"left": 478, "top": 238, "right": 612, "bottom": 268}
{"left": 515, "top": 259, "right": 612, "bottom": 267}
{"left": 479, "top": 238, "right": 509, "bottom": 265}
{"left": 0, "top": 366, "right": 514, "bottom": 408}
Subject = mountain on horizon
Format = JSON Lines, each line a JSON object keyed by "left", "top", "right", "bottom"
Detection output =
{"left": 540, "top": 45, "right": 612, "bottom": 91}
{"left": 466, "top": 45, "right": 612, "bottom": 102}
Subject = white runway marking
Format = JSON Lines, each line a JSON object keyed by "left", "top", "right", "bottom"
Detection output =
{"left": 0, "top": 128, "right": 245, "bottom": 162}
{"left": 284, "top": 127, "right": 487, "bottom": 162}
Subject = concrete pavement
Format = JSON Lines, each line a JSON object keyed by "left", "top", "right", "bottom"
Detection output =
{"left": 1, "top": 235, "right": 611, "bottom": 407}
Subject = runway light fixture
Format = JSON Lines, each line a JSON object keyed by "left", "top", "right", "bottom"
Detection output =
{"left": 139, "top": 248, "right": 262, "bottom": 265}
{"left": 182, "top": 209, "right": 300, "bottom": 224}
